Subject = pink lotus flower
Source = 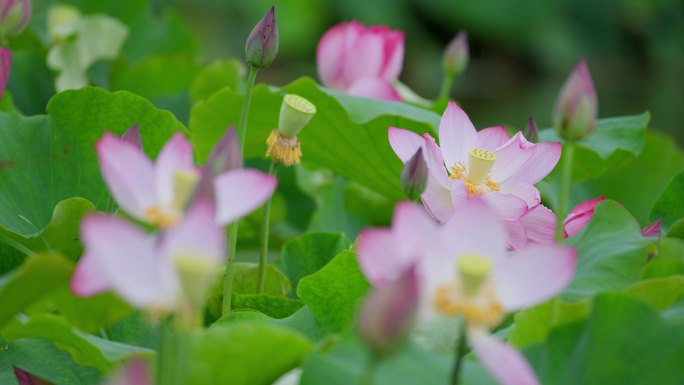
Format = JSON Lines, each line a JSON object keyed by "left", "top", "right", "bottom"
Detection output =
{"left": 71, "top": 201, "right": 225, "bottom": 311}
{"left": 357, "top": 200, "right": 576, "bottom": 385}
{"left": 317, "top": 20, "right": 404, "bottom": 101}
{"left": 0, "top": 48, "right": 10, "bottom": 97}
{"left": 389, "top": 101, "right": 562, "bottom": 248}
{"left": 96, "top": 131, "right": 276, "bottom": 227}
{"left": 563, "top": 196, "right": 605, "bottom": 238}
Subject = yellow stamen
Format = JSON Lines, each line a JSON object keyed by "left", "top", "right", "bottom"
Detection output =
{"left": 434, "top": 283, "right": 503, "bottom": 327}
{"left": 266, "top": 129, "right": 302, "bottom": 166}
{"left": 145, "top": 206, "right": 181, "bottom": 228}
{"left": 450, "top": 162, "right": 500, "bottom": 197}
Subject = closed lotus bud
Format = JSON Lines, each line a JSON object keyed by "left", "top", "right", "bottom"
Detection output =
{"left": 525, "top": 116, "right": 538, "bottom": 143}
{"left": 121, "top": 123, "right": 142, "bottom": 150}
{"left": 401, "top": 148, "right": 428, "bottom": 201}
{"left": 641, "top": 219, "right": 662, "bottom": 239}
{"left": 245, "top": 6, "right": 278, "bottom": 68}
{"left": 0, "top": 48, "right": 10, "bottom": 98}
{"left": 266, "top": 94, "right": 316, "bottom": 166}
{"left": 0, "top": 0, "right": 31, "bottom": 37}
{"left": 357, "top": 265, "right": 418, "bottom": 357}
{"left": 553, "top": 60, "right": 598, "bottom": 141}
{"left": 443, "top": 30, "right": 469, "bottom": 78}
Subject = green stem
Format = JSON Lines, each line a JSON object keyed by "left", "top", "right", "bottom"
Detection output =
{"left": 358, "top": 354, "right": 380, "bottom": 385}
{"left": 556, "top": 142, "right": 575, "bottom": 240}
{"left": 221, "top": 64, "right": 259, "bottom": 317}
{"left": 157, "top": 318, "right": 192, "bottom": 385}
{"left": 451, "top": 320, "right": 468, "bottom": 385}
{"left": 257, "top": 161, "right": 279, "bottom": 294}
{"left": 438, "top": 73, "right": 454, "bottom": 101}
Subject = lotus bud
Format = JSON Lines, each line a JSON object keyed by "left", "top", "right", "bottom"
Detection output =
{"left": 525, "top": 116, "right": 538, "bottom": 143}
{"left": 553, "top": 60, "right": 598, "bottom": 141}
{"left": 563, "top": 196, "right": 605, "bottom": 238}
{"left": 0, "top": 0, "right": 31, "bottom": 37}
{"left": 266, "top": 94, "right": 316, "bottom": 166}
{"left": 641, "top": 219, "right": 662, "bottom": 239}
{"left": 0, "top": 48, "right": 10, "bottom": 98}
{"left": 13, "top": 367, "right": 52, "bottom": 385}
{"left": 443, "top": 30, "right": 469, "bottom": 78}
{"left": 401, "top": 148, "right": 428, "bottom": 201}
{"left": 245, "top": 6, "right": 278, "bottom": 68}
{"left": 357, "top": 265, "right": 418, "bottom": 357}
{"left": 121, "top": 123, "right": 142, "bottom": 150}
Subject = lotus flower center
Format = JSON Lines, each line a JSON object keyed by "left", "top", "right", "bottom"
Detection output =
{"left": 173, "top": 170, "right": 200, "bottom": 209}
{"left": 449, "top": 148, "right": 500, "bottom": 196}
{"left": 433, "top": 254, "right": 503, "bottom": 327}
{"left": 145, "top": 206, "right": 181, "bottom": 228}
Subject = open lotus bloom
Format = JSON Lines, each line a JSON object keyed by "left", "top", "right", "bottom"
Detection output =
{"left": 96, "top": 131, "right": 277, "bottom": 227}
{"left": 563, "top": 196, "right": 605, "bottom": 238}
{"left": 317, "top": 20, "right": 404, "bottom": 101}
{"left": 357, "top": 201, "right": 576, "bottom": 385}
{"left": 71, "top": 201, "right": 225, "bottom": 312}
{"left": 389, "top": 101, "right": 562, "bottom": 248}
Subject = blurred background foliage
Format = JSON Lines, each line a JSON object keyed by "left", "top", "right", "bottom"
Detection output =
{"left": 13, "top": 0, "right": 684, "bottom": 141}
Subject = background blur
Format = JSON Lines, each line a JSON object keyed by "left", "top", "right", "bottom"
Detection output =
{"left": 15, "top": 0, "right": 684, "bottom": 141}
{"left": 170, "top": 0, "right": 684, "bottom": 141}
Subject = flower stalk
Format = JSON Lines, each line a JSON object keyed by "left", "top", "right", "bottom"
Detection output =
{"left": 451, "top": 320, "right": 468, "bottom": 385}
{"left": 257, "top": 161, "right": 279, "bottom": 294}
{"left": 556, "top": 143, "right": 575, "bottom": 240}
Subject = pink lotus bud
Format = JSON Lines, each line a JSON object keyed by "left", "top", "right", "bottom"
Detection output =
{"left": 641, "top": 219, "right": 662, "bottom": 239}
{"left": 0, "top": 0, "right": 31, "bottom": 37}
{"left": 121, "top": 123, "right": 142, "bottom": 150}
{"left": 357, "top": 265, "right": 419, "bottom": 357}
{"left": 245, "top": 6, "right": 278, "bottom": 68}
{"left": 13, "top": 366, "right": 52, "bottom": 385}
{"left": 443, "top": 30, "right": 469, "bottom": 78}
{"left": 525, "top": 115, "right": 538, "bottom": 143}
{"left": 317, "top": 20, "right": 404, "bottom": 101}
{"left": 563, "top": 196, "right": 605, "bottom": 237}
{"left": 400, "top": 148, "right": 428, "bottom": 201}
{"left": 0, "top": 48, "right": 10, "bottom": 98}
{"left": 553, "top": 60, "right": 598, "bottom": 141}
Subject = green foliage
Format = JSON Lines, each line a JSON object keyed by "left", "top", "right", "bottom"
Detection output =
{"left": 0, "top": 88, "right": 185, "bottom": 236}
{"left": 190, "top": 77, "right": 440, "bottom": 198}
{"left": 297, "top": 250, "right": 370, "bottom": 333}
{"left": 1, "top": 314, "right": 152, "bottom": 373}
{"left": 190, "top": 59, "right": 245, "bottom": 104}
{"left": 650, "top": 170, "right": 684, "bottom": 231}
{"left": 50, "top": 290, "right": 133, "bottom": 333}
{"left": 232, "top": 262, "right": 292, "bottom": 297}
{"left": 275, "top": 232, "right": 352, "bottom": 291}
{"left": 561, "top": 201, "right": 653, "bottom": 300}
{"left": 231, "top": 294, "right": 304, "bottom": 319}
{"left": 187, "top": 323, "right": 313, "bottom": 385}
{"left": 0, "top": 252, "right": 72, "bottom": 329}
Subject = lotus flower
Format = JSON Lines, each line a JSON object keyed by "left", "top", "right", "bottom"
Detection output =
{"left": 317, "top": 20, "right": 404, "bottom": 101}
{"left": 71, "top": 201, "right": 225, "bottom": 312}
{"left": 96, "top": 131, "right": 276, "bottom": 227}
{"left": 357, "top": 200, "right": 576, "bottom": 385}
{"left": 389, "top": 101, "right": 562, "bottom": 248}
{"left": 0, "top": 0, "right": 31, "bottom": 37}
{"left": 245, "top": 6, "right": 278, "bottom": 68}
{"left": 563, "top": 196, "right": 605, "bottom": 238}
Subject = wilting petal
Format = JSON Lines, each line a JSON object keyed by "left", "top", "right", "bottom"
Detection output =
{"left": 388, "top": 127, "right": 423, "bottom": 162}
{"left": 520, "top": 205, "right": 557, "bottom": 244}
{"left": 214, "top": 169, "right": 277, "bottom": 224}
{"left": 357, "top": 228, "right": 403, "bottom": 285}
{"left": 482, "top": 192, "right": 528, "bottom": 222}
{"left": 469, "top": 328, "right": 541, "bottom": 385}
{"left": 442, "top": 198, "right": 508, "bottom": 262}
{"left": 161, "top": 200, "right": 226, "bottom": 266}
{"left": 96, "top": 133, "right": 156, "bottom": 220}
{"left": 494, "top": 244, "right": 577, "bottom": 311}
{"left": 346, "top": 77, "right": 401, "bottom": 101}
{"left": 491, "top": 132, "right": 535, "bottom": 183}
{"left": 422, "top": 176, "right": 455, "bottom": 222}
{"left": 508, "top": 142, "right": 562, "bottom": 186}
{"left": 72, "top": 215, "right": 176, "bottom": 308}
{"left": 477, "top": 126, "right": 509, "bottom": 151}
{"left": 154, "top": 133, "right": 196, "bottom": 206}
{"left": 438, "top": 101, "right": 478, "bottom": 168}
